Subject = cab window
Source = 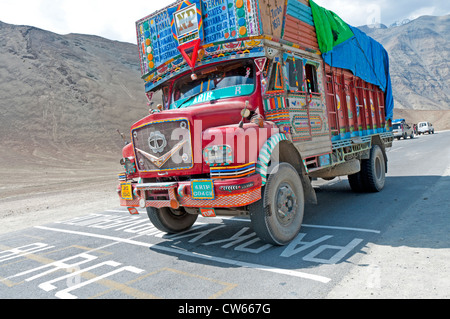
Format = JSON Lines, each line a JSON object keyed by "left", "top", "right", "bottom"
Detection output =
{"left": 305, "top": 63, "right": 319, "bottom": 93}
{"left": 285, "top": 57, "right": 304, "bottom": 92}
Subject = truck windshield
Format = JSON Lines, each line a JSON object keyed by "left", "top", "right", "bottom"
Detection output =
{"left": 170, "top": 59, "right": 255, "bottom": 109}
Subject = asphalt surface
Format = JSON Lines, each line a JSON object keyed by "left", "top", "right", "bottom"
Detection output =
{"left": 0, "top": 131, "right": 449, "bottom": 302}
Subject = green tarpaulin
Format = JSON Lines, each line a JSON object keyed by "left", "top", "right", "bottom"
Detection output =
{"left": 309, "top": 0, "right": 354, "bottom": 53}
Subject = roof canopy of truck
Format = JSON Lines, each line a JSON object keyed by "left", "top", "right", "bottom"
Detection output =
{"left": 136, "top": 0, "right": 393, "bottom": 120}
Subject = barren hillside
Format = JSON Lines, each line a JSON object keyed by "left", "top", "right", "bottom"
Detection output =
{"left": 360, "top": 15, "right": 450, "bottom": 112}
{"left": 0, "top": 21, "right": 149, "bottom": 154}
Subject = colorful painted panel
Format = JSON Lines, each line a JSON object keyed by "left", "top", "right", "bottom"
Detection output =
{"left": 138, "top": 10, "right": 179, "bottom": 75}
{"left": 144, "top": 42, "right": 265, "bottom": 92}
{"left": 265, "top": 109, "right": 290, "bottom": 126}
{"left": 287, "top": 94, "right": 329, "bottom": 140}
{"left": 136, "top": 0, "right": 263, "bottom": 77}
{"left": 263, "top": 94, "right": 286, "bottom": 111}
{"left": 309, "top": 110, "right": 328, "bottom": 137}
{"left": 169, "top": 0, "right": 204, "bottom": 45}
{"left": 289, "top": 110, "right": 310, "bottom": 142}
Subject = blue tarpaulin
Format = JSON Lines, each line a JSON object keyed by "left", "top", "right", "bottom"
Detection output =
{"left": 321, "top": 26, "right": 394, "bottom": 120}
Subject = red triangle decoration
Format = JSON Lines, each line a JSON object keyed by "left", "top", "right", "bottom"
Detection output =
{"left": 177, "top": 39, "right": 201, "bottom": 70}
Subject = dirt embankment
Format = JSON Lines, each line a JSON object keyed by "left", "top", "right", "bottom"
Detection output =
{"left": 394, "top": 109, "right": 450, "bottom": 131}
{"left": 0, "top": 142, "right": 123, "bottom": 234}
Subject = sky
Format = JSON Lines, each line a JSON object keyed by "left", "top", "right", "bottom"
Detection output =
{"left": 0, "top": 0, "right": 449, "bottom": 44}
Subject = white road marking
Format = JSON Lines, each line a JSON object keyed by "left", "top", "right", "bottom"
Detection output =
{"left": 34, "top": 225, "right": 331, "bottom": 283}
{"left": 301, "top": 224, "right": 380, "bottom": 234}
{"left": 217, "top": 216, "right": 381, "bottom": 233}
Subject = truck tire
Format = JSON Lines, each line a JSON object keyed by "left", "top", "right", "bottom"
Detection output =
{"left": 146, "top": 207, "right": 197, "bottom": 233}
{"left": 360, "top": 145, "right": 386, "bottom": 192}
{"left": 348, "top": 170, "right": 366, "bottom": 193}
{"left": 249, "top": 163, "right": 304, "bottom": 246}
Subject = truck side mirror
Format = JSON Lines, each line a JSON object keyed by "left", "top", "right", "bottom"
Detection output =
{"left": 239, "top": 101, "right": 251, "bottom": 128}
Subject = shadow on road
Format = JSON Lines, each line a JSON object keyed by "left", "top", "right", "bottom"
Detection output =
{"left": 148, "top": 175, "right": 450, "bottom": 271}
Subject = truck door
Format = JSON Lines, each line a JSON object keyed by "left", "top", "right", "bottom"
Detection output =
{"left": 283, "top": 53, "right": 311, "bottom": 141}
{"left": 283, "top": 53, "right": 331, "bottom": 158}
{"left": 262, "top": 58, "right": 290, "bottom": 136}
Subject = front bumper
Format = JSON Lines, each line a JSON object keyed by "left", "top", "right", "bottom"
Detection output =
{"left": 118, "top": 173, "right": 262, "bottom": 209}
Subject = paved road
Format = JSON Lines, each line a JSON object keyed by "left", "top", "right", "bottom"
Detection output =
{"left": 0, "top": 131, "right": 449, "bottom": 301}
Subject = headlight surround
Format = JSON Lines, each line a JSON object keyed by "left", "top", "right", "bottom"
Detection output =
{"left": 120, "top": 157, "right": 136, "bottom": 175}
{"left": 203, "top": 145, "right": 233, "bottom": 166}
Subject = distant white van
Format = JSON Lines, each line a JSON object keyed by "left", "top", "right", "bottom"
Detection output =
{"left": 417, "top": 122, "right": 434, "bottom": 135}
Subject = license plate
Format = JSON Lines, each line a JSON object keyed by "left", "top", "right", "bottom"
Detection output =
{"left": 121, "top": 183, "right": 133, "bottom": 200}
{"left": 191, "top": 179, "right": 214, "bottom": 200}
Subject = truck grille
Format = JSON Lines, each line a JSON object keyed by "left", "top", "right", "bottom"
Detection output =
{"left": 132, "top": 118, "right": 193, "bottom": 172}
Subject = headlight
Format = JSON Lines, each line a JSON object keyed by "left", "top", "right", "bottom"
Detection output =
{"left": 203, "top": 145, "right": 233, "bottom": 166}
{"left": 120, "top": 157, "right": 136, "bottom": 175}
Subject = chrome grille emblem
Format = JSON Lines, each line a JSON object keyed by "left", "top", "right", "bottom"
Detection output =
{"left": 133, "top": 119, "right": 193, "bottom": 172}
{"left": 148, "top": 131, "right": 167, "bottom": 153}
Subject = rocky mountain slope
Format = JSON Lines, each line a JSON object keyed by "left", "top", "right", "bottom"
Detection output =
{"left": 0, "top": 21, "right": 149, "bottom": 154}
{"left": 359, "top": 15, "right": 449, "bottom": 111}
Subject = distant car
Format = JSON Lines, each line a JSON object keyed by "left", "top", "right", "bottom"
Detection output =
{"left": 417, "top": 122, "right": 434, "bottom": 135}
{"left": 393, "top": 122, "right": 414, "bottom": 140}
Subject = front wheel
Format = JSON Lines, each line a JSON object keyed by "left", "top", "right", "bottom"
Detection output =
{"left": 249, "top": 163, "right": 305, "bottom": 246}
{"left": 146, "top": 207, "right": 198, "bottom": 233}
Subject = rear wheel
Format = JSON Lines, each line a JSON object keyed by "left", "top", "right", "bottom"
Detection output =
{"left": 348, "top": 145, "right": 386, "bottom": 193}
{"left": 146, "top": 207, "right": 198, "bottom": 233}
{"left": 360, "top": 145, "right": 386, "bottom": 192}
{"left": 249, "top": 163, "right": 304, "bottom": 246}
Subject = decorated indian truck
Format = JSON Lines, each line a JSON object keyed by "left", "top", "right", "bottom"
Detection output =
{"left": 117, "top": 0, "right": 394, "bottom": 245}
